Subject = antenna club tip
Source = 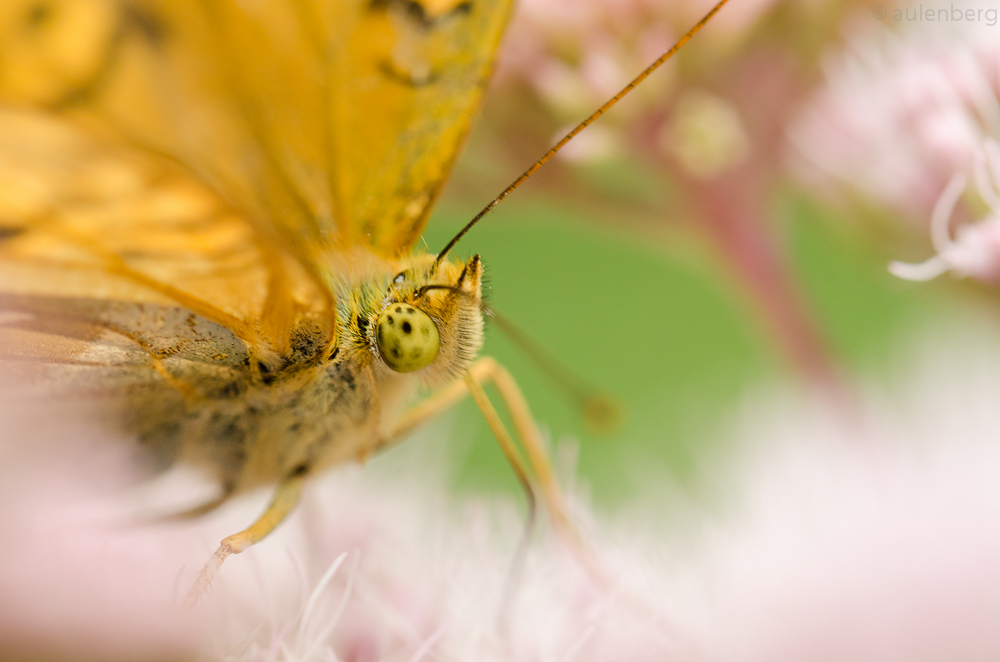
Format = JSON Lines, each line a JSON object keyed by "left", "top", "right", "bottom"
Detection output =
{"left": 583, "top": 394, "right": 625, "bottom": 435}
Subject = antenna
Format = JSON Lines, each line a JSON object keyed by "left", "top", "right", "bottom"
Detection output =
{"left": 434, "top": 0, "right": 732, "bottom": 265}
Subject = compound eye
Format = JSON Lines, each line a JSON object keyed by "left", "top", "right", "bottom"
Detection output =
{"left": 375, "top": 304, "right": 439, "bottom": 373}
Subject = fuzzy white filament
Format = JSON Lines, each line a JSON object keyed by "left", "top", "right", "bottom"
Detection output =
{"left": 889, "top": 172, "right": 967, "bottom": 280}
{"left": 296, "top": 552, "right": 348, "bottom": 650}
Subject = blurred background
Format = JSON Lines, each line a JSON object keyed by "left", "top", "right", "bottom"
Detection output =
{"left": 425, "top": 0, "right": 994, "bottom": 505}
{"left": 11, "top": 0, "right": 1000, "bottom": 659}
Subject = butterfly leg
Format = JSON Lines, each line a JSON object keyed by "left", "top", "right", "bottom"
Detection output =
{"left": 461, "top": 359, "right": 587, "bottom": 547}
{"left": 379, "top": 357, "right": 566, "bottom": 530}
{"left": 183, "top": 467, "right": 308, "bottom": 606}
{"left": 466, "top": 359, "right": 610, "bottom": 586}
{"left": 378, "top": 357, "right": 601, "bottom": 578}
{"left": 378, "top": 359, "right": 538, "bottom": 492}
{"left": 375, "top": 358, "right": 538, "bottom": 527}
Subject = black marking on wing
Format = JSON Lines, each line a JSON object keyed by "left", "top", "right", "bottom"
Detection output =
{"left": 0, "top": 295, "right": 252, "bottom": 370}
{"left": 121, "top": 3, "right": 168, "bottom": 46}
{"left": 288, "top": 318, "right": 326, "bottom": 364}
{"left": 327, "top": 360, "right": 357, "bottom": 393}
{"left": 135, "top": 416, "right": 184, "bottom": 472}
{"left": 205, "top": 410, "right": 249, "bottom": 477}
{"left": 257, "top": 359, "right": 280, "bottom": 385}
{"left": 23, "top": 2, "right": 53, "bottom": 30}
{"left": 43, "top": 3, "right": 168, "bottom": 109}
{"left": 216, "top": 379, "right": 247, "bottom": 398}
{"left": 368, "top": 0, "right": 473, "bottom": 30}
{"left": 0, "top": 227, "right": 24, "bottom": 241}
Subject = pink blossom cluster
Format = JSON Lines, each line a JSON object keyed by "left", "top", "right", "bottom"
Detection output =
{"left": 890, "top": 141, "right": 1000, "bottom": 283}
{"left": 786, "top": 8, "right": 1000, "bottom": 285}
{"left": 9, "top": 333, "right": 1000, "bottom": 661}
{"left": 788, "top": 13, "right": 1000, "bottom": 218}
{"left": 495, "top": 0, "right": 783, "bottom": 165}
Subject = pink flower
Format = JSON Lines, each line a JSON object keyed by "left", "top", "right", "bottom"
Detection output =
{"left": 492, "top": 0, "right": 843, "bottom": 384}
{"left": 495, "top": 0, "right": 785, "bottom": 164}
{"left": 890, "top": 140, "right": 1000, "bottom": 282}
{"left": 788, "top": 10, "right": 1000, "bottom": 219}
{"left": 705, "top": 333, "right": 1000, "bottom": 660}
{"left": 204, "top": 333, "right": 1000, "bottom": 661}
{"left": 0, "top": 391, "right": 203, "bottom": 661}
{"left": 9, "top": 331, "right": 1000, "bottom": 660}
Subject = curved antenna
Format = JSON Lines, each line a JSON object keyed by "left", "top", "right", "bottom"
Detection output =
{"left": 434, "top": 0, "right": 732, "bottom": 265}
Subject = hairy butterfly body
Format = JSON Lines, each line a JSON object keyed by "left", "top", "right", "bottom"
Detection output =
{"left": 0, "top": 0, "right": 731, "bottom": 599}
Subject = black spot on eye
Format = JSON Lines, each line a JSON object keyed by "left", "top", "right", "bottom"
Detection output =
{"left": 421, "top": 326, "right": 430, "bottom": 338}
{"left": 387, "top": 315, "right": 394, "bottom": 325}
{"left": 406, "top": 308, "right": 414, "bottom": 314}
{"left": 25, "top": 2, "right": 51, "bottom": 29}
{"left": 393, "top": 348, "right": 401, "bottom": 358}
{"left": 396, "top": 307, "right": 403, "bottom": 313}
{"left": 402, "top": 321, "right": 412, "bottom": 334}
{"left": 412, "top": 349, "right": 421, "bottom": 359}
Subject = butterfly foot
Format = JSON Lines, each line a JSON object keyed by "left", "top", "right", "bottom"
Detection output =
{"left": 182, "top": 473, "right": 306, "bottom": 607}
{"left": 181, "top": 541, "right": 234, "bottom": 608}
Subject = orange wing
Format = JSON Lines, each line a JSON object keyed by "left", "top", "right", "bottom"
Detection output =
{"left": 0, "top": 0, "right": 512, "bottom": 258}
{"left": 0, "top": 0, "right": 512, "bottom": 379}
{"left": 0, "top": 108, "right": 327, "bottom": 363}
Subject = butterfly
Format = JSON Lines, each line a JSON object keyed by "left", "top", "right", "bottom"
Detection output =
{"left": 0, "top": 0, "right": 729, "bottom": 600}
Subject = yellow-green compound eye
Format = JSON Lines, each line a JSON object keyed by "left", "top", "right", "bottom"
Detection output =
{"left": 375, "top": 304, "right": 439, "bottom": 373}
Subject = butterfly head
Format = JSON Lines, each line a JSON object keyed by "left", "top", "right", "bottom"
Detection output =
{"left": 371, "top": 253, "right": 484, "bottom": 384}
